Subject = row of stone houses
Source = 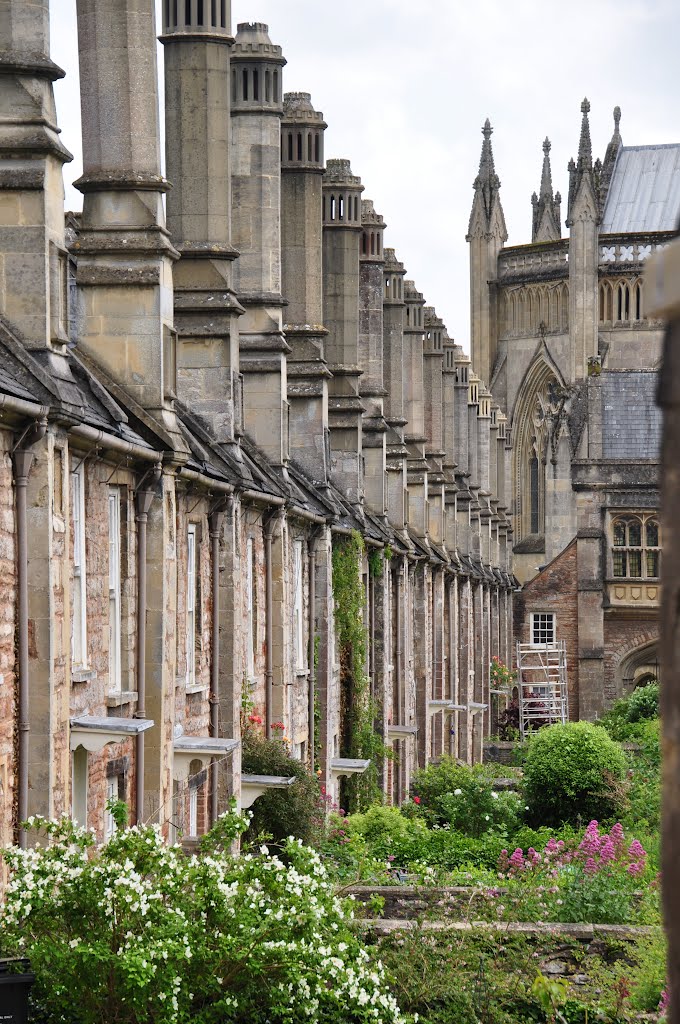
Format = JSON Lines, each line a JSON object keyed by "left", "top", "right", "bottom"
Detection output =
{"left": 0, "top": 0, "right": 515, "bottom": 853}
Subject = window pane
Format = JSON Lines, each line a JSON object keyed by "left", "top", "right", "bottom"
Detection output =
{"left": 628, "top": 521, "right": 641, "bottom": 547}
{"left": 613, "top": 550, "right": 627, "bottom": 577}
{"left": 646, "top": 521, "right": 659, "bottom": 547}
{"left": 629, "top": 550, "right": 642, "bottom": 577}
{"left": 647, "top": 551, "right": 659, "bottom": 578}
{"left": 613, "top": 521, "right": 626, "bottom": 546}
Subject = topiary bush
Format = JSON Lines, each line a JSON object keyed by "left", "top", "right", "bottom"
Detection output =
{"left": 241, "top": 732, "right": 320, "bottom": 846}
{"left": 523, "top": 721, "right": 628, "bottom": 826}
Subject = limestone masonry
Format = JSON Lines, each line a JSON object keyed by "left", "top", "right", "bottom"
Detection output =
{"left": 0, "top": 0, "right": 672, "bottom": 851}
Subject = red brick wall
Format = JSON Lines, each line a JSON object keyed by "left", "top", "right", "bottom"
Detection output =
{"left": 514, "top": 540, "right": 579, "bottom": 720}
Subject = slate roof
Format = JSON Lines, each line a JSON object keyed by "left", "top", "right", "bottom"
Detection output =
{"left": 601, "top": 370, "right": 662, "bottom": 460}
{"left": 601, "top": 144, "right": 680, "bottom": 234}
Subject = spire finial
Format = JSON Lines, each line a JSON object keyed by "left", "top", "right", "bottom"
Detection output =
{"left": 577, "top": 97, "right": 593, "bottom": 169}
{"left": 532, "top": 134, "right": 560, "bottom": 242}
{"left": 483, "top": 118, "right": 492, "bottom": 139}
{"left": 613, "top": 105, "right": 621, "bottom": 130}
{"left": 543, "top": 137, "right": 551, "bottom": 155}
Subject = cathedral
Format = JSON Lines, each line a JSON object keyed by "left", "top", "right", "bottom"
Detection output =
{"left": 470, "top": 102, "right": 678, "bottom": 719}
{"left": 0, "top": 0, "right": 672, "bottom": 857}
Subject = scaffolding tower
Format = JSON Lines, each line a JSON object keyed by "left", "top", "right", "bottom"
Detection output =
{"left": 516, "top": 641, "right": 568, "bottom": 740}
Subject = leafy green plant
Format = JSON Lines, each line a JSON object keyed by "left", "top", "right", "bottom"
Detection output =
{"left": 600, "top": 682, "right": 659, "bottom": 741}
{"left": 241, "top": 732, "right": 320, "bottom": 846}
{"left": 523, "top": 722, "right": 628, "bottom": 826}
{"left": 332, "top": 531, "right": 388, "bottom": 811}
{"left": 409, "top": 758, "right": 524, "bottom": 837}
{"left": 1, "top": 812, "right": 404, "bottom": 1024}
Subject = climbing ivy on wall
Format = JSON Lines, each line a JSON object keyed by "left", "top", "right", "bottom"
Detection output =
{"left": 332, "top": 530, "right": 387, "bottom": 811}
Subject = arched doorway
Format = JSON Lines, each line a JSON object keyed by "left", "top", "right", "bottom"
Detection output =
{"left": 616, "top": 639, "right": 660, "bottom": 696}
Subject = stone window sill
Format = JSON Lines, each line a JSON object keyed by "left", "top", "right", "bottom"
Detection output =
{"left": 106, "top": 690, "right": 138, "bottom": 708}
{"left": 186, "top": 683, "right": 209, "bottom": 696}
{"left": 72, "top": 668, "right": 96, "bottom": 684}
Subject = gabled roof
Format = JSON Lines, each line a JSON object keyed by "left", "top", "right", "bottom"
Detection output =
{"left": 601, "top": 144, "right": 680, "bottom": 233}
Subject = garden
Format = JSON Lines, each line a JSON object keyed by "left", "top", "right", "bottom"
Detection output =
{"left": 0, "top": 682, "right": 666, "bottom": 1023}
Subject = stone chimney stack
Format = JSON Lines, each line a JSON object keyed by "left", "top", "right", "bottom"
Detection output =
{"left": 442, "top": 336, "right": 459, "bottom": 552}
{"left": 322, "top": 157, "right": 364, "bottom": 504}
{"left": 161, "top": 0, "right": 243, "bottom": 445}
{"left": 231, "top": 22, "right": 289, "bottom": 468}
{"left": 280, "top": 91, "right": 331, "bottom": 483}
{"left": 382, "top": 248, "right": 408, "bottom": 532}
{"left": 0, "top": 0, "right": 72, "bottom": 352}
{"left": 423, "top": 307, "right": 446, "bottom": 546}
{"left": 404, "top": 280, "right": 428, "bottom": 539}
{"left": 72, "top": 0, "right": 182, "bottom": 441}
{"left": 359, "top": 199, "right": 387, "bottom": 516}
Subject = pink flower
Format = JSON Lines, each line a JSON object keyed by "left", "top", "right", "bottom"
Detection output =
{"left": 584, "top": 856, "right": 598, "bottom": 876}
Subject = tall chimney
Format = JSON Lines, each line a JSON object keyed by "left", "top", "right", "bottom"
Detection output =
{"left": 359, "top": 199, "right": 387, "bottom": 516}
{"left": 161, "top": 0, "right": 243, "bottom": 446}
{"left": 72, "top": 0, "right": 183, "bottom": 443}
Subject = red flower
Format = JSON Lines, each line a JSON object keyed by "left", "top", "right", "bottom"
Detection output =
{"left": 413, "top": 796, "right": 421, "bottom": 805}
{"left": 248, "top": 714, "right": 262, "bottom": 725}
{"left": 271, "top": 721, "right": 285, "bottom": 731}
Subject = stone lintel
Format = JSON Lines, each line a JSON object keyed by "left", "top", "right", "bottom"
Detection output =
{"left": 287, "top": 381, "right": 326, "bottom": 398}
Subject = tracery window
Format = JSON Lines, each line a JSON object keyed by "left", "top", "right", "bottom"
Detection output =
{"left": 611, "top": 515, "right": 660, "bottom": 579}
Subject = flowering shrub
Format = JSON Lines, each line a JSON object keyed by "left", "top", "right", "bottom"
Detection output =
{"left": 1, "top": 812, "right": 404, "bottom": 1024}
{"left": 410, "top": 758, "right": 524, "bottom": 837}
{"left": 489, "top": 656, "right": 516, "bottom": 693}
{"left": 523, "top": 721, "right": 628, "bottom": 826}
{"left": 497, "top": 820, "right": 651, "bottom": 924}
{"left": 241, "top": 731, "right": 320, "bottom": 846}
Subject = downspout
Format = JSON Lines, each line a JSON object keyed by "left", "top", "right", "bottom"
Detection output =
{"left": 395, "top": 559, "right": 403, "bottom": 802}
{"left": 264, "top": 513, "right": 277, "bottom": 739}
{"left": 209, "top": 499, "right": 229, "bottom": 824}
{"left": 14, "top": 418, "right": 47, "bottom": 848}
{"left": 134, "top": 475, "right": 159, "bottom": 825}
{"left": 448, "top": 577, "right": 455, "bottom": 756}
{"left": 307, "top": 532, "right": 318, "bottom": 772}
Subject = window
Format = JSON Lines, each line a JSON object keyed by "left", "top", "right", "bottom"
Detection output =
{"left": 293, "top": 540, "right": 304, "bottom": 671}
{"left": 71, "top": 747, "right": 88, "bottom": 827}
{"left": 189, "top": 786, "right": 198, "bottom": 838}
{"left": 246, "top": 538, "right": 255, "bottom": 680}
{"left": 108, "top": 489, "right": 121, "bottom": 692}
{"left": 186, "top": 525, "right": 197, "bottom": 686}
{"left": 105, "top": 777, "right": 118, "bottom": 839}
{"left": 71, "top": 464, "right": 87, "bottom": 669}
{"left": 612, "top": 515, "right": 660, "bottom": 579}
{"left": 530, "top": 612, "right": 555, "bottom": 646}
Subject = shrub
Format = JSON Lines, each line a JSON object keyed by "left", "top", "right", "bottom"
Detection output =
{"left": 241, "top": 732, "right": 319, "bottom": 846}
{"left": 1, "top": 813, "right": 404, "bottom": 1024}
{"left": 409, "top": 758, "right": 523, "bottom": 837}
{"left": 523, "top": 721, "right": 628, "bottom": 826}
{"left": 600, "top": 681, "right": 659, "bottom": 740}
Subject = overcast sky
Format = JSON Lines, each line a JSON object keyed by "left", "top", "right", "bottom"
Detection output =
{"left": 50, "top": 0, "right": 680, "bottom": 356}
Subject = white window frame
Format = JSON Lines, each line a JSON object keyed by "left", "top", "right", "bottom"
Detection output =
{"left": 71, "top": 463, "right": 87, "bottom": 669}
{"left": 246, "top": 538, "right": 255, "bottom": 681}
{"left": 186, "top": 525, "right": 197, "bottom": 687}
{"left": 293, "top": 540, "right": 305, "bottom": 671}
{"left": 108, "top": 489, "right": 121, "bottom": 693}
{"left": 530, "top": 612, "right": 556, "bottom": 647}
{"left": 105, "top": 777, "right": 118, "bottom": 839}
{"left": 188, "top": 786, "right": 198, "bottom": 838}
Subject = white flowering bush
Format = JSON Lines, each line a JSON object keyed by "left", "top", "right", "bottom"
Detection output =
{"left": 1, "top": 811, "right": 405, "bottom": 1024}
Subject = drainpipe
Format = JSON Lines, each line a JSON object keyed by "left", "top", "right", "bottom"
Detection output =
{"left": 264, "top": 513, "right": 277, "bottom": 738}
{"left": 134, "top": 476, "right": 159, "bottom": 825}
{"left": 448, "top": 577, "right": 455, "bottom": 756}
{"left": 307, "top": 532, "right": 318, "bottom": 771}
{"left": 14, "top": 418, "right": 47, "bottom": 848}
{"left": 209, "top": 499, "right": 228, "bottom": 823}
